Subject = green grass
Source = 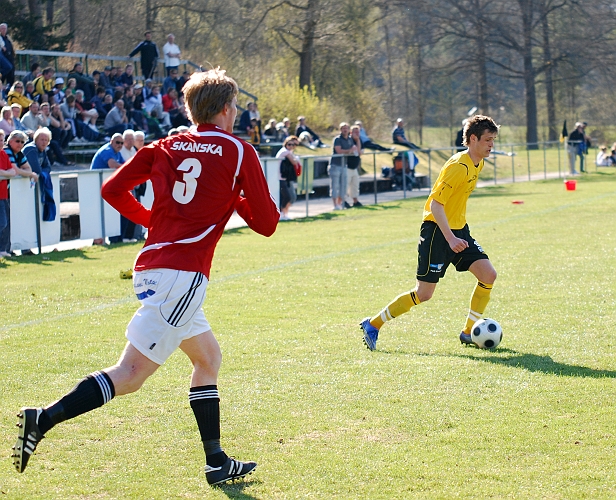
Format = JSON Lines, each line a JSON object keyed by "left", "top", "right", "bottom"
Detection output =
{"left": 2, "top": 171, "right": 616, "bottom": 498}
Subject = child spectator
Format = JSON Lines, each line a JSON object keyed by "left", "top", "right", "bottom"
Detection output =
{"left": 248, "top": 118, "right": 260, "bottom": 149}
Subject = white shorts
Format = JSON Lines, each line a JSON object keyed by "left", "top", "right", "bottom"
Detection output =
{"left": 126, "top": 268, "right": 211, "bottom": 365}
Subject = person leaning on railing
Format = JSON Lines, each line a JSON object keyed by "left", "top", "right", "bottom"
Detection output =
{"left": 276, "top": 135, "right": 301, "bottom": 220}
{"left": 0, "top": 129, "right": 17, "bottom": 258}
{"left": 2, "top": 130, "right": 38, "bottom": 255}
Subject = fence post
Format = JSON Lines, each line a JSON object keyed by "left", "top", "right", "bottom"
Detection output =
{"left": 402, "top": 152, "right": 407, "bottom": 199}
{"left": 543, "top": 141, "right": 547, "bottom": 180}
{"left": 558, "top": 140, "right": 561, "bottom": 178}
{"left": 373, "top": 152, "right": 377, "bottom": 205}
{"left": 33, "top": 181, "right": 42, "bottom": 254}
{"left": 304, "top": 157, "right": 309, "bottom": 218}
{"left": 526, "top": 145, "right": 531, "bottom": 181}
{"left": 493, "top": 154, "right": 497, "bottom": 185}
{"left": 99, "top": 171, "right": 106, "bottom": 240}
{"left": 428, "top": 149, "right": 432, "bottom": 187}
{"left": 511, "top": 144, "right": 515, "bottom": 183}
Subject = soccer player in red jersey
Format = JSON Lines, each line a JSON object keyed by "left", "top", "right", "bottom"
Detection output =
{"left": 13, "top": 69, "right": 280, "bottom": 485}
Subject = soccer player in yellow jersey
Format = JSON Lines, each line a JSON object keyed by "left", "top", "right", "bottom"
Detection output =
{"left": 360, "top": 115, "right": 499, "bottom": 349}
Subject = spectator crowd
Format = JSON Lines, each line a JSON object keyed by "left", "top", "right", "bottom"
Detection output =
{"left": 0, "top": 23, "right": 433, "bottom": 253}
{"left": 0, "top": 27, "right": 198, "bottom": 256}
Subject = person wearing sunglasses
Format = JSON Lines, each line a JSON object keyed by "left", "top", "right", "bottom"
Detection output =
{"left": 7, "top": 82, "right": 32, "bottom": 116}
{"left": 1, "top": 130, "right": 38, "bottom": 255}
{"left": 3, "top": 130, "right": 35, "bottom": 179}
{"left": 276, "top": 135, "right": 301, "bottom": 220}
{"left": 90, "top": 134, "right": 126, "bottom": 244}
{"left": 90, "top": 133, "right": 125, "bottom": 171}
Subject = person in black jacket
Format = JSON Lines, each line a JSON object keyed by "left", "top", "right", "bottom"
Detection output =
{"left": 0, "top": 24, "right": 15, "bottom": 85}
{"left": 129, "top": 31, "right": 159, "bottom": 79}
{"left": 455, "top": 119, "right": 467, "bottom": 151}
{"left": 567, "top": 122, "right": 588, "bottom": 175}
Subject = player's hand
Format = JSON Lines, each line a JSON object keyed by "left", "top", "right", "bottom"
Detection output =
{"left": 447, "top": 236, "right": 469, "bottom": 253}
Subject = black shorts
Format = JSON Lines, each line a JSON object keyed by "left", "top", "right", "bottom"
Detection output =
{"left": 279, "top": 180, "right": 293, "bottom": 208}
{"left": 416, "top": 221, "right": 489, "bottom": 283}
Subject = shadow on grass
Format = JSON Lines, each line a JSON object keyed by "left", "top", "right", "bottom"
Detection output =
{"left": 470, "top": 188, "right": 536, "bottom": 199}
{"left": 453, "top": 349, "right": 616, "bottom": 378}
{"left": 571, "top": 169, "right": 616, "bottom": 182}
{"left": 1, "top": 248, "right": 95, "bottom": 266}
{"left": 215, "top": 478, "right": 260, "bottom": 499}
{"left": 224, "top": 204, "right": 406, "bottom": 235}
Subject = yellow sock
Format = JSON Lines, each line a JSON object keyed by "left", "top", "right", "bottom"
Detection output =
{"left": 463, "top": 281, "right": 493, "bottom": 333}
{"left": 370, "top": 290, "right": 420, "bottom": 330}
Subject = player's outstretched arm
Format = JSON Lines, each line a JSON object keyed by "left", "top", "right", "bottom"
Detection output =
{"left": 101, "top": 147, "right": 153, "bottom": 227}
{"left": 234, "top": 148, "right": 279, "bottom": 237}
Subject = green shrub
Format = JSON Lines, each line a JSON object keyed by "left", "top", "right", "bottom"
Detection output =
{"left": 241, "top": 75, "right": 337, "bottom": 135}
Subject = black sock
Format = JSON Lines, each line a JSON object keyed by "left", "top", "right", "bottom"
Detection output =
{"left": 189, "top": 385, "right": 227, "bottom": 467}
{"left": 38, "top": 371, "right": 115, "bottom": 435}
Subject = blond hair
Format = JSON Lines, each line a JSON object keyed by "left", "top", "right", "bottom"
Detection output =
{"left": 183, "top": 68, "right": 238, "bottom": 125}
{"left": 33, "top": 127, "right": 52, "bottom": 141}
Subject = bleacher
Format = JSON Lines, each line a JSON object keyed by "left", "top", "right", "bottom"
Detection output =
{"left": 13, "top": 48, "right": 262, "bottom": 165}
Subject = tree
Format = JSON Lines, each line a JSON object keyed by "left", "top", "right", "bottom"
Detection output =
{"left": 0, "top": 0, "right": 72, "bottom": 50}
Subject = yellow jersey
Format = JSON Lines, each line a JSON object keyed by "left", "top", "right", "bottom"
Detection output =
{"left": 422, "top": 151, "right": 483, "bottom": 230}
{"left": 32, "top": 75, "right": 54, "bottom": 98}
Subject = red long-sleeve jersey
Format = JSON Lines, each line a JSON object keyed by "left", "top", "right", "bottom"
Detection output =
{"left": 101, "top": 124, "right": 279, "bottom": 278}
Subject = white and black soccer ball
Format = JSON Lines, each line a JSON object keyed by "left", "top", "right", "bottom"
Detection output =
{"left": 471, "top": 318, "right": 503, "bottom": 349}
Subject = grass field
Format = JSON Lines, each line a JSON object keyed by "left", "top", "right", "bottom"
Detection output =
{"left": 2, "top": 171, "right": 616, "bottom": 499}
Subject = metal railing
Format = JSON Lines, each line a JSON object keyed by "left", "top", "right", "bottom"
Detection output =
{"left": 7, "top": 139, "right": 609, "bottom": 254}
{"left": 258, "top": 139, "right": 607, "bottom": 219}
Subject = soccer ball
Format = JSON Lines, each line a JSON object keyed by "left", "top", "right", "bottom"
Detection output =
{"left": 471, "top": 318, "right": 503, "bottom": 349}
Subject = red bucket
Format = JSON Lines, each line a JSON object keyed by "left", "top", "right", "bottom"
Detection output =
{"left": 564, "top": 179, "right": 577, "bottom": 191}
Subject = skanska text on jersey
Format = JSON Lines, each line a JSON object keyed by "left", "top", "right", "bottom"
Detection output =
{"left": 170, "top": 142, "right": 224, "bottom": 156}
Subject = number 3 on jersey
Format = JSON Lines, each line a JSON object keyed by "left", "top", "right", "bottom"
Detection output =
{"left": 172, "top": 158, "right": 202, "bottom": 204}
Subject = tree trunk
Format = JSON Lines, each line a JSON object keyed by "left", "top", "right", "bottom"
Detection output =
{"left": 28, "top": 0, "right": 43, "bottom": 28}
{"left": 383, "top": 21, "right": 395, "bottom": 118}
{"left": 477, "top": 35, "right": 489, "bottom": 115}
{"left": 415, "top": 46, "right": 424, "bottom": 144}
{"left": 68, "top": 0, "right": 75, "bottom": 35}
{"left": 46, "top": 0, "right": 54, "bottom": 26}
{"left": 298, "top": 0, "right": 320, "bottom": 88}
{"left": 184, "top": 0, "right": 190, "bottom": 50}
{"left": 542, "top": 5, "right": 557, "bottom": 142}
{"left": 519, "top": 0, "right": 538, "bottom": 148}
{"left": 146, "top": 0, "right": 153, "bottom": 31}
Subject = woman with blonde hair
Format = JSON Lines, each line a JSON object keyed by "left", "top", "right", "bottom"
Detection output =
{"left": 0, "top": 106, "right": 15, "bottom": 135}
{"left": 7, "top": 82, "right": 32, "bottom": 116}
